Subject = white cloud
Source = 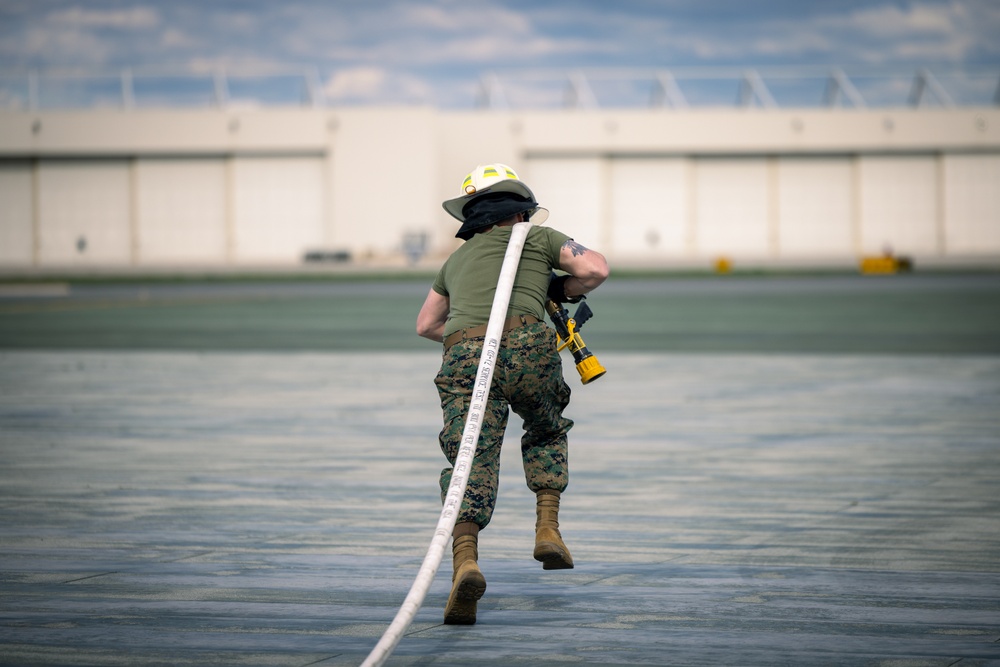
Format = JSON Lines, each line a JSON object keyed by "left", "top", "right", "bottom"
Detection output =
{"left": 47, "top": 6, "right": 159, "bottom": 30}
{"left": 401, "top": 3, "right": 532, "bottom": 34}
{"left": 423, "top": 34, "right": 563, "bottom": 64}
{"left": 305, "top": 2, "right": 562, "bottom": 68}
{"left": 895, "top": 38, "right": 972, "bottom": 62}
{"left": 16, "top": 25, "right": 113, "bottom": 65}
{"left": 752, "top": 33, "right": 835, "bottom": 58}
{"left": 403, "top": 4, "right": 466, "bottom": 31}
{"left": 539, "top": 0, "right": 998, "bottom": 68}
{"left": 0, "top": 4, "right": 163, "bottom": 66}
{"left": 184, "top": 55, "right": 297, "bottom": 76}
{"left": 1, "top": 0, "right": 995, "bottom": 107}
{"left": 324, "top": 66, "right": 387, "bottom": 97}
{"left": 322, "top": 66, "right": 433, "bottom": 104}
{"left": 160, "top": 28, "right": 194, "bottom": 50}
{"left": 846, "top": 3, "right": 955, "bottom": 38}
{"left": 812, "top": 1, "right": 996, "bottom": 63}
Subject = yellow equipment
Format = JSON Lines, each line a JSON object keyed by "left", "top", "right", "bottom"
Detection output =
{"left": 545, "top": 299, "right": 607, "bottom": 385}
{"left": 860, "top": 254, "right": 913, "bottom": 274}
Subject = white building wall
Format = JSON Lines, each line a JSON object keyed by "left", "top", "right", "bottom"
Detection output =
{"left": 528, "top": 158, "right": 604, "bottom": 248}
{"left": 609, "top": 158, "right": 689, "bottom": 261}
{"left": 695, "top": 157, "right": 771, "bottom": 259}
{"left": 0, "top": 161, "right": 33, "bottom": 266}
{"left": 775, "top": 157, "right": 855, "bottom": 259}
{"left": 136, "top": 158, "right": 228, "bottom": 265}
{"left": 942, "top": 154, "right": 1000, "bottom": 255}
{"left": 0, "top": 106, "right": 998, "bottom": 271}
{"left": 231, "top": 157, "right": 324, "bottom": 264}
{"left": 327, "top": 108, "right": 439, "bottom": 260}
{"left": 858, "top": 156, "right": 940, "bottom": 257}
{"left": 37, "top": 160, "right": 132, "bottom": 266}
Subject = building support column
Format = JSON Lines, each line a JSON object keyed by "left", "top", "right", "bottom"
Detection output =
{"left": 224, "top": 155, "right": 236, "bottom": 265}
{"left": 767, "top": 155, "right": 780, "bottom": 259}
{"left": 30, "top": 158, "right": 41, "bottom": 268}
{"left": 850, "top": 154, "right": 863, "bottom": 257}
{"left": 684, "top": 156, "right": 698, "bottom": 260}
{"left": 129, "top": 157, "right": 140, "bottom": 266}
{"left": 935, "top": 152, "right": 947, "bottom": 258}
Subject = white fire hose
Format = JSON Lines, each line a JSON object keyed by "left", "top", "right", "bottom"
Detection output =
{"left": 360, "top": 220, "right": 532, "bottom": 667}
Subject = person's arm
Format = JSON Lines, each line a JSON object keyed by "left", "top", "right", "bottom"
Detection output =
{"left": 556, "top": 239, "right": 609, "bottom": 300}
{"left": 416, "top": 288, "right": 450, "bottom": 342}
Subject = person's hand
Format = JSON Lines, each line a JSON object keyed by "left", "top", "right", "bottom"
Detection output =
{"left": 547, "top": 274, "right": 583, "bottom": 304}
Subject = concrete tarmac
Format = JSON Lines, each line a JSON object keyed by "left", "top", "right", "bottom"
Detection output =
{"left": 1, "top": 349, "right": 999, "bottom": 666}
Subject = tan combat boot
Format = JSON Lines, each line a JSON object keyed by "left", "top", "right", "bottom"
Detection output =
{"left": 533, "top": 489, "right": 574, "bottom": 570}
{"left": 443, "top": 522, "right": 487, "bottom": 624}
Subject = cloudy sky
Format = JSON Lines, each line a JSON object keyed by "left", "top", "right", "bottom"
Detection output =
{"left": 1, "top": 0, "right": 998, "bottom": 108}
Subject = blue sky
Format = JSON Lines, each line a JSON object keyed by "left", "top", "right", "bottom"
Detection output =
{"left": 1, "top": 0, "right": 998, "bottom": 108}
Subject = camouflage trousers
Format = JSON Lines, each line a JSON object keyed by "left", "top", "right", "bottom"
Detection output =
{"left": 435, "top": 321, "right": 573, "bottom": 528}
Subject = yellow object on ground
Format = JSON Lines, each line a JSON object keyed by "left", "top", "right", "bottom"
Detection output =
{"left": 860, "top": 255, "right": 913, "bottom": 274}
{"left": 714, "top": 257, "right": 733, "bottom": 274}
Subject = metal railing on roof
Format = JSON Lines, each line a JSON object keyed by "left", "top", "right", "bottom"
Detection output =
{"left": 0, "top": 66, "right": 996, "bottom": 111}
{"left": 0, "top": 66, "right": 326, "bottom": 111}
{"left": 475, "top": 67, "right": 999, "bottom": 110}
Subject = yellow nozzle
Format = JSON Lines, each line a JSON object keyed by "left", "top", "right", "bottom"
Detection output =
{"left": 576, "top": 355, "right": 607, "bottom": 385}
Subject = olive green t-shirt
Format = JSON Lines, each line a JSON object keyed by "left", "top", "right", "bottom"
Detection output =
{"left": 432, "top": 225, "right": 570, "bottom": 338}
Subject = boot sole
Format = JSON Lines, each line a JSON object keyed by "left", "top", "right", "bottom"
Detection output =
{"left": 443, "top": 571, "right": 487, "bottom": 625}
{"left": 534, "top": 542, "right": 574, "bottom": 570}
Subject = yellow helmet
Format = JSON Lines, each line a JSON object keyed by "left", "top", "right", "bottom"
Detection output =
{"left": 442, "top": 163, "right": 549, "bottom": 239}
{"left": 460, "top": 163, "right": 521, "bottom": 195}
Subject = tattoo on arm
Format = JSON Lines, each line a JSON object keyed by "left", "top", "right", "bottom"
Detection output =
{"left": 563, "top": 240, "right": 589, "bottom": 257}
